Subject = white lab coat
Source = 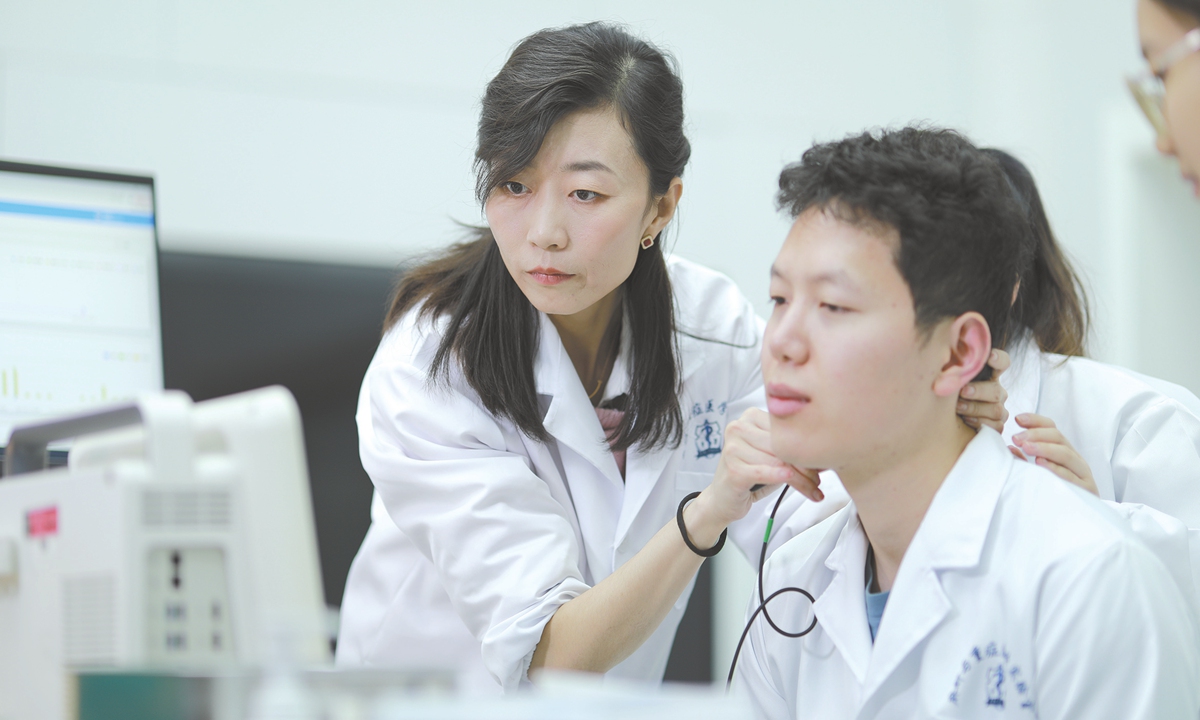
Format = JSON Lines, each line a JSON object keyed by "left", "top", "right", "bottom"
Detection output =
{"left": 735, "top": 428, "right": 1200, "bottom": 719}
{"left": 336, "top": 257, "right": 846, "bottom": 694}
{"left": 1001, "top": 335, "right": 1200, "bottom": 607}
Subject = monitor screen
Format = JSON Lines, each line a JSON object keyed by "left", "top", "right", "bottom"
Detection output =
{"left": 0, "top": 161, "right": 163, "bottom": 444}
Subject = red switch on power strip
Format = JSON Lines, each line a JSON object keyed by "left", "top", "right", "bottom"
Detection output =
{"left": 25, "top": 507, "right": 57, "bottom": 538}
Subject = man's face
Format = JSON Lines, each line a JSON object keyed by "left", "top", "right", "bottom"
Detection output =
{"left": 762, "top": 207, "right": 951, "bottom": 472}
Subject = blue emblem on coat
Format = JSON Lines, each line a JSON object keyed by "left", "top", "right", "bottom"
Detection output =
{"left": 986, "top": 664, "right": 1005, "bottom": 707}
{"left": 688, "top": 399, "right": 727, "bottom": 460}
{"left": 695, "top": 419, "right": 723, "bottom": 458}
{"left": 948, "top": 642, "right": 1033, "bottom": 712}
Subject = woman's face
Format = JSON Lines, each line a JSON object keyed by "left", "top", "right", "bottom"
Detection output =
{"left": 485, "top": 107, "right": 680, "bottom": 318}
{"left": 1138, "top": 0, "right": 1200, "bottom": 194}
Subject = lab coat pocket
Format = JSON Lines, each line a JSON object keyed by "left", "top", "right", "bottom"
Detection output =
{"left": 674, "top": 470, "right": 713, "bottom": 504}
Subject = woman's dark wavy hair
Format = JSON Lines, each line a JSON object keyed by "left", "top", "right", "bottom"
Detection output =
{"left": 1158, "top": 0, "right": 1200, "bottom": 22}
{"left": 984, "top": 149, "right": 1090, "bottom": 357}
{"left": 775, "top": 127, "right": 1033, "bottom": 381}
{"left": 384, "top": 22, "right": 690, "bottom": 451}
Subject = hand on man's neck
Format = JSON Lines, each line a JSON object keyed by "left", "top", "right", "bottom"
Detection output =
{"left": 840, "top": 407, "right": 979, "bottom": 593}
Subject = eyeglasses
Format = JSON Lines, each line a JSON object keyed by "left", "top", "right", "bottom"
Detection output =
{"left": 1128, "top": 27, "right": 1200, "bottom": 139}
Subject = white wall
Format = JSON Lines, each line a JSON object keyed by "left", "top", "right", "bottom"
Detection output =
{"left": 0, "top": 2, "right": 1174, "bottom": 319}
{"left": 5, "top": 0, "right": 1198, "bottom": 681}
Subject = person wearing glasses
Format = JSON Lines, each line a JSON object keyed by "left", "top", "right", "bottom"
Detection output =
{"left": 1133, "top": 0, "right": 1200, "bottom": 194}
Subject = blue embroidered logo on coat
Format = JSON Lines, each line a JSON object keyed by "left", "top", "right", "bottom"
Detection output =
{"left": 948, "top": 642, "right": 1033, "bottom": 712}
{"left": 695, "top": 419, "right": 723, "bottom": 458}
{"left": 986, "top": 665, "right": 1005, "bottom": 707}
{"left": 690, "top": 399, "right": 727, "bottom": 459}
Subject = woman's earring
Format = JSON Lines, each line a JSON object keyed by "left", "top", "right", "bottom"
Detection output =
{"left": 640, "top": 235, "right": 655, "bottom": 250}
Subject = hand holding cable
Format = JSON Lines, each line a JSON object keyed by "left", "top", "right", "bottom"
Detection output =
{"left": 531, "top": 408, "right": 822, "bottom": 676}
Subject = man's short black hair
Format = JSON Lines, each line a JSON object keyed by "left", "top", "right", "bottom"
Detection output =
{"left": 777, "top": 127, "right": 1033, "bottom": 367}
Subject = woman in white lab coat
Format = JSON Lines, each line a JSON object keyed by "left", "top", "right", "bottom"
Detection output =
{"left": 335, "top": 24, "right": 1007, "bottom": 694}
{"left": 333, "top": 23, "right": 834, "bottom": 694}
{"left": 987, "top": 148, "right": 1200, "bottom": 601}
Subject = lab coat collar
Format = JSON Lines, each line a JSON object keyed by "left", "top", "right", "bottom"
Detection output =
{"left": 813, "top": 510, "right": 875, "bottom": 684}
{"left": 534, "top": 308, "right": 710, "bottom": 552}
{"left": 858, "top": 427, "right": 1013, "bottom": 705}
{"left": 615, "top": 329, "right": 710, "bottom": 547}
{"left": 535, "top": 313, "right": 626, "bottom": 489}
{"left": 532, "top": 306, "right": 708, "bottom": 401}
{"left": 1000, "top": 332, "right": 1042, "bottom": 445}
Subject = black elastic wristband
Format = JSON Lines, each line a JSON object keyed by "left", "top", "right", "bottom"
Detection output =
{"left": 677, "top": 491, "right": 727, "bottom": 557}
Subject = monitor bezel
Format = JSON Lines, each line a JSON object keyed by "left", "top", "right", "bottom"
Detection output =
{"left": 0, "top": 158, "right": 155, "bottom": 188}
{"left": 0, "top": 158, "right": 163, "bottom": 454}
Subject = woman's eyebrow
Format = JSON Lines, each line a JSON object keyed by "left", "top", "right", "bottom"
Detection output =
{"left": 562, "top": 160, "right": 615, "bottom": 173}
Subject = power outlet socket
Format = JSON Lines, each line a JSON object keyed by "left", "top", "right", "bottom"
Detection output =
{"left": 145, "top": 547, "right": 235, "bottom": 664}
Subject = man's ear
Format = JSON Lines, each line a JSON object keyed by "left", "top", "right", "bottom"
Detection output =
{"left": 932, "top": 312, "right": 992, "bottom": 398}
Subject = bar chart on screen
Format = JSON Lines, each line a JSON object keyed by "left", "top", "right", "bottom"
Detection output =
{"left": 0, "top": 163, "right": 162, "bottom": 443}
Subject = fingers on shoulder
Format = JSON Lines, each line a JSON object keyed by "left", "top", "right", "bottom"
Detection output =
{"left": 1015, "top": 427, "right": 1067, "bottom": 444}
{"left": 1015, "top": 413, "right": 1058, "bottom": 430}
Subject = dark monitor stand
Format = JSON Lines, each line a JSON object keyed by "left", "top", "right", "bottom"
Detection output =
{"left": 157, "top": 249, "right": 713, "bottom": 683}
{"left": 157, "top": 250, "right": 395, "bottom": 612}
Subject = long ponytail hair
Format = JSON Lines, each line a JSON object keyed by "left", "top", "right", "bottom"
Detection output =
{"left": 985, "top": 148, "right": 1090, "bottom": 357}
{"left": 385, "top": 23, "right": 690, "bottom": 451}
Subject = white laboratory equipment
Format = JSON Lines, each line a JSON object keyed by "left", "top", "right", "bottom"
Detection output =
{"left": 0, "top": 386, "right": 329, "bottom": 720}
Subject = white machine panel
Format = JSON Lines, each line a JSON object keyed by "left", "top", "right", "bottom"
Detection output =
{"left": 0, "top": 386, "right": 328, "bottom": 720}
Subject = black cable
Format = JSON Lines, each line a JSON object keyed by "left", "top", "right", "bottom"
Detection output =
{"left": 726, "top": 486, "right": 818, "bottom": 689}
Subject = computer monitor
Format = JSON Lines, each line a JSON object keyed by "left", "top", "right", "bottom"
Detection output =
{"left": 0, "top": 160, "right": 163, "bottom": 445}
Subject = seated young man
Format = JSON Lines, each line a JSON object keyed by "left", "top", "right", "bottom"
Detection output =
{"left": 735, "top": 127, "right": 1199, "bottom": 719}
